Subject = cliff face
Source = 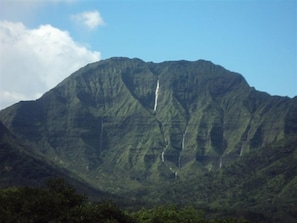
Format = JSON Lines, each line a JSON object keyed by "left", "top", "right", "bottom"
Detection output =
{"left": 0, "top": 57, "right": 295, "bottom": 193}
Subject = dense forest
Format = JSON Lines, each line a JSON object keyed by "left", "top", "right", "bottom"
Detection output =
{"left": 0, "top": 178, "right": 251, "bottom": 223}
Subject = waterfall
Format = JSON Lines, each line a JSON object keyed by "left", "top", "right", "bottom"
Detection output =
{"left": 161, "top": 146, "right": 177, "bottom": 180}
{"left": 219, "top": 156, "right": 223, "bottom": 169}
{"left": 240, "top": 131, "right": 250, "bottom": 156}
{"left": 153, "top": 80, "right": 160, "bottom": 111}
{"left": 182, "top": 132, "right": 186, "bottom": 150}
{"left": 240, "top": 144, "right": 244, "bottom": 156}
{"left": 161, "top": 145, "right": 179, "bottom": 179}
{"left": 182, "top": 125, "right": 188, "bottom": 150}
{"left": 178, "top": 126, "right": 188, "bottom": 168}
{"left": 178, "top": 156, "right": 181, "bottom": 169}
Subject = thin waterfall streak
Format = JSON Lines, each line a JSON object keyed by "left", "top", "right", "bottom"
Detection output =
{"left": 179, "top": 126, "right": 188, "bottom": 168}
{"left": 240, "top": 130, "right": 249, "bottom": 156}
{"left": 182, "top": 127, "right": 188, "bottom": 150}
{"left": 240, "top": 144, "right": 244, "bottom": 156}
{"left": 219, "top": 156, "right": 223, "bottom": 169}
{"left": 169, "top": 167, "right": 178, "bottom": 180}
{"left": 161, "top": 147, "right": 178, "bottom": 179}
{"left": 182, "top": 134, "right": 185, "bottom": 150}
{"left": 153, "top": 80, "right": 160, "bottom": 111}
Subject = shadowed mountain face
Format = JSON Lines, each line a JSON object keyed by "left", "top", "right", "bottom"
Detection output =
{"left": 0, "top": 57, "right": 296, "bottom": 197}
{"left": 0, "top": 120, "right": 118, "bottom": 201}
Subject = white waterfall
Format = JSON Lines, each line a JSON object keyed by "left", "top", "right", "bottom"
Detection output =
{"left": 240, "top": 131, "right": 249, "bottom": 156}
{"left": 182, "top": 134, "right": 186, "bottom": 150}
{"left": 153, "top": 80, "right": 160, "bottom": 111}
{"left": 219, "top": 156, "right": 223, "bottom": 169}
{"left": 161, "top": 144, "right": 178, "bottom": 180}
{"left": 182, "top": 126, "right": 188, "bottom": 150}
{"left": 168, "top": 167, "right": 178, "bottom": 179}
{"left": 240, "top": 144, "right": 244, "bottom": 156}
{"left": 178, "top": 126, "right": 188, "bottom": 168}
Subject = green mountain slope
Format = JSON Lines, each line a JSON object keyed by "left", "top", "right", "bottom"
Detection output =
{"left": 147, "top": 136, "right": 297, "bottom": 222}
{"left": 0, "top": 57, "right": 296, "bottom": 208}
{"left": 0, "top": 121, "right": 120, "bottom": 201}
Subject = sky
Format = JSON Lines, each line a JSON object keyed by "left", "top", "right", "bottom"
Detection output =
{"left": 0, "top": 0, "right": 296, "bottom": 109}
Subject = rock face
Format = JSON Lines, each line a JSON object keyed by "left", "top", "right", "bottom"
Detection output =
{"left": 0, "top": 57, "right": 295, "bottom": 194}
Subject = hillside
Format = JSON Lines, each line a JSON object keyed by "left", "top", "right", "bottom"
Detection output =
{"left": 0, "top": 121, "right": 119, "bottom": 201}
{"left": 0, "top": 57, "right": 296, "bottom": 219}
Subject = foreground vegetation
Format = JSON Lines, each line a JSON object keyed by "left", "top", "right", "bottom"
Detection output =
{"left": 0, "top": 178, "right": 250, "bottom": 223}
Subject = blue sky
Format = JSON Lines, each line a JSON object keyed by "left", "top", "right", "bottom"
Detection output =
{"left": 0, "top": 0, "right": 296, "bottom": 109}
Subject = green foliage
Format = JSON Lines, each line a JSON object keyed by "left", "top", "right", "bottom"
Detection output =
{"left": 133, "top": 205, "right": 206, "bottom": 223}
{"left": 64, "top": 201, "right": 136, "bottom": 223}
{"left": 0, "top": 179, "right": 135, "bottom": 223}
{"left": 3, "top": 177, "right": 295, "bottom": 223}
{"left": 0, "top": 179, "right": 250, "bottom": 223}
{"left": 143, "top": 137, "right": 297, "bottom": 222}
{"left": 131, "top": 205, "right": 251, "bottom": 223}
{"left": 0, "top": 178, "right": 84, "bottom": 222}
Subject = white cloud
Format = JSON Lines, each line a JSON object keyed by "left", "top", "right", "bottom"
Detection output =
{"left": 0, "top": 20, "right": 100, "bottom": 110}
{"left": 72, "top": 10, "right": 105, "bottom": 30}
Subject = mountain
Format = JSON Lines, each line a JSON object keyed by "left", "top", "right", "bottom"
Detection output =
{"left": 0, "top": 120, "right": 124, "bottom": 202}
{"left": 0, "top": 57, "right": 296, "bottom": 215}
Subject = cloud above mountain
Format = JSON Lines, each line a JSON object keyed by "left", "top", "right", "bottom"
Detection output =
{"left": 71, "top": 10, "right": 105, "bottom": 30}
{"left": 0, "top": 20, "right": 100, "bottom": 109}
